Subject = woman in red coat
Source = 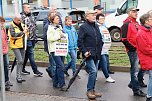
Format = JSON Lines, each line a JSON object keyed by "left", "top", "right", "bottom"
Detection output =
{"left": 136, "top": 13, "right": 152, "bottom": 101}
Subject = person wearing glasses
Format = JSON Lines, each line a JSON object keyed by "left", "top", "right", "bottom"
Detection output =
{"left": 121, "top": 7, "right": 146, "bottom": 97}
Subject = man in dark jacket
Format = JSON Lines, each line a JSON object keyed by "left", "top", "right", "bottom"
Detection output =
{"left": 78, "top": 10, "right": 103, "bottom": 99}
{"left": 121, "top": 7, "right": 146, "bottom": 97}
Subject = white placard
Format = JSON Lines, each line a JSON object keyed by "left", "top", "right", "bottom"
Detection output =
{"left": 55, "top": 34, "right": 68, "bottom": 56}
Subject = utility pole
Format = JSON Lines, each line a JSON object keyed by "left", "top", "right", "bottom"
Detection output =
{"left": 0, "top": 24, "right": 6, "bottom": 101}
{"left": 70, "top": 0, "right": 72, "bottom": 9}
{"left": 0, "top": 0, "right": 2, "bottom": 16}
{"left": 48, "top": 0, "right": 51, "bottom": 7}
{"left": 14, "top": 0, "right": 19, "bottom": 14}
{"left": 19, "top": 0, "right": 23, "bottom": 13}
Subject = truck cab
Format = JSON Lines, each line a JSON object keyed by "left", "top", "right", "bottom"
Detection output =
{"left": 105, "top": 0, "right": 152, "bottom": 42}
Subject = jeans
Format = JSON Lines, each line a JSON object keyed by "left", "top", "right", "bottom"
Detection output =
{"left": 3, "top": 54, "right": 9, "bottom": 82}
{"left": 147, "top": 70, "right": 152, "bottom": 97}
{"left": 13, "top": 48, "right": 25, "bottom": 79}
{"left": 86, "top": 57, "right": 98, "bottom": 91}
{"left": 23, "top": 46, "right": 38, "bottom": 73}
{"left": 51, "top": 53, "right": 65, "bottom": 88}
{"left": 64, "top": 49, "right": 77, "bottom": 75}
{"left": 98, "top": 54, "right": 109, "bottom": 78}
{"left": 48, "top": 53, "right": 56, "bottom": 77}
{"left": 127, "top": 51, "right": 141, "bottom": 92}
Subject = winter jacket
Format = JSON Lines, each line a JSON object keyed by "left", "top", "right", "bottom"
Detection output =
{"left": 43, "top": 13, "right": 63, "bottom": 53}
{"left": 78, "top": 20, "right": 103, "bottom": 60}
{"left": 121, "top": 17, "right": 139, "bottom": 52}
{"left": 136, "top": 25, "right": 152, "bottom": 70}
{"left": 8, "top": 21, "right": 25, "bottom": 49}
{"left": 47, "top": 24, "right": 63, "bottom": 53}
{"left": 20, "top": 11, "right": 37, "bottom": 47}
{"left": 63, "top": 25, "right": 78, "bottom": 51}
{"left": 1, "top": 27, "right": 8, "bottom": 54}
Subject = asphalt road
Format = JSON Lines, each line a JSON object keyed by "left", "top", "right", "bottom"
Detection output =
{"left": 5, "top": 66, "right": 148, "bottom": 101}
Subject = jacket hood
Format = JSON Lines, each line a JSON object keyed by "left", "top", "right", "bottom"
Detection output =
{"left": 139, "top": 25, "right": 151, "bottom": 32}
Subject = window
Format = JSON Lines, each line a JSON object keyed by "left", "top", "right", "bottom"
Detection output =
{"left": 119, "top": 0, "right": 138, "bottom": 15}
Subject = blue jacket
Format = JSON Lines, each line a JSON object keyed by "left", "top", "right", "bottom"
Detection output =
{"left": 63, "top": 25, "right": 78, "bottom": 51}
{"left": 78, "top": 20, "right": 103, "bottom": 60}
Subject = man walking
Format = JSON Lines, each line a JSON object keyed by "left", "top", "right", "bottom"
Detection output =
{"left": 121, "top": 7, "right": 146, "bottom": 97}
{"left": 20, "top": 3, "right": 43, "bottom": 76}
{"left": 78, "top": 10, "right": 103, "bottom": 99}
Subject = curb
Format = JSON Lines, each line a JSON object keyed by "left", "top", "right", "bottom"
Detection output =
{"left": 10, "top": 61, "right": 130, "bottom": 72}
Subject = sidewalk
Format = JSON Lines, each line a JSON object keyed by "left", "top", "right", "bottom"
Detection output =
{"left": 6, "top": 66, "right": 148, "bottom": 101}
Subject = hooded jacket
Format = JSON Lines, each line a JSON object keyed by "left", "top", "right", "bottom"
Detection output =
{"left": 121, "top": 17, "right": 139, "bottom": 52}
{"left": 9, "top": 21, "right": 25, "bottom": 49}
{"left": 136, "top": 25, "right": 152, "bottom": 70}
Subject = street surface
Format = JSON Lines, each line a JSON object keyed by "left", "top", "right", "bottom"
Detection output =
{"left": 5, "top": 66, "right": 148, "bottom": 101}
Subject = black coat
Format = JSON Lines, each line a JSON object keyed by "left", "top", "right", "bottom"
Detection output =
{"left": 78, "top": 20, "right": 103, "bottom": 60}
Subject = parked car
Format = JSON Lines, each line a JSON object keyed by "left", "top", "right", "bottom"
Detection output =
{"left": 31, "top": 7, "right": 85, "bottom": 39}
{"left": 5, "top": 7, "right": 86, "bottom": 40}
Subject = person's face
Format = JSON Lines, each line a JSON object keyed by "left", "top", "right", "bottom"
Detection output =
{"left": 97, "top": 16, "right": 105, "bottom": 24}
{"left": 96, "top": 9, "right": 103, "bottom": 14}
{"left": 51, "top": 6, "right": 57, "bottom": 13}
{"left": 0, "top": 21, "right": 4, "bottom": 26}
{"left": 86, "top": 13, "right": 96, "bottom": 22}
{"left": 146, "top": 17, "right": 152, "bottom": 26}
{"left": 24, "top": 5, "right": 31, "bottom": 14}
{"left": 128, "top": 10, "right": 138, "bottom": 19}
{"left": 65, "top": 19, "right": 72, "bottom": 26}
{"left": 14, "top": 17, "right": 21, "bottom": 25}
{"left": 53, "top": 16, "right": 59, "bottom": 25}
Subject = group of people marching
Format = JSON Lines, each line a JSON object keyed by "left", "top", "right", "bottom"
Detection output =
{"left": 1, "top": 2, "right": 152, "bottom": 100}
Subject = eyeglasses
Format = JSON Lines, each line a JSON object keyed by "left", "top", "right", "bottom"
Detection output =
{"left": 148, "top": 18, "right": 152, "bottom": 20}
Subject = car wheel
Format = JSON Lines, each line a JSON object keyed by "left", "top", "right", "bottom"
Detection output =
{"left": 110, "top": 29, "right": 121, "bottom": 42}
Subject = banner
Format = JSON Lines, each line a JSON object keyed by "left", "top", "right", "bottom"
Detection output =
{"left": 55, "top": 34, "right": 68, "bottom": 56}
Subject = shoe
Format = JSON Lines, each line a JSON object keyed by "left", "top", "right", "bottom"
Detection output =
{"left": 128, "top": 83, "right": 132, "bottom": 89}
{"left": 22, "top": 69, "right": 30, "bottom": 75}
{"left": 106, "top": 77, "right": 115, "bottom": 83}
{"left": 93, "top": 90, "right": 102, "bottom": 97}
{"left": 64, "top": 71, "right": 70, "bottom": 77}
{"left": 5, "top": 85, "right": 10, "bottom": 91}
{"left": 46, "top": 68, "right": 52, "bottom": 78}
{"left": 108, "top": 71, "right": 115, "bottom": 74}
{"left": 139, "top": 81, "right": 147, "bottom": 87}
{"left": 146, "top": 97, "right": 152, "bottom": 101}
{"left": 133, "top": 90, "right": 146, "bottom": 97}
{"left": 5, "top": 81, "right": 13, "bottom": 86}
{"left": 77, "top": 75, "right": 81, "bottom": 79}
{"left": 34, "top": 71, "right": 43, "bottom": 76}
{"left": 86, "top": 90, "right": 96, "bottom": 99}
{"left": 5, "top": 82, "right": 10, "bottom": 91}
{"left": 16, "top": 78, "right": 26, "bottom": 83}
{"left": 60, "top": 85, "right": 67, "bottom": 91}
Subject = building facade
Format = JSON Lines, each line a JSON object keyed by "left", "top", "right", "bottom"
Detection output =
{"left": 1, "top": 0, "right": 124, "bottom": 18}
